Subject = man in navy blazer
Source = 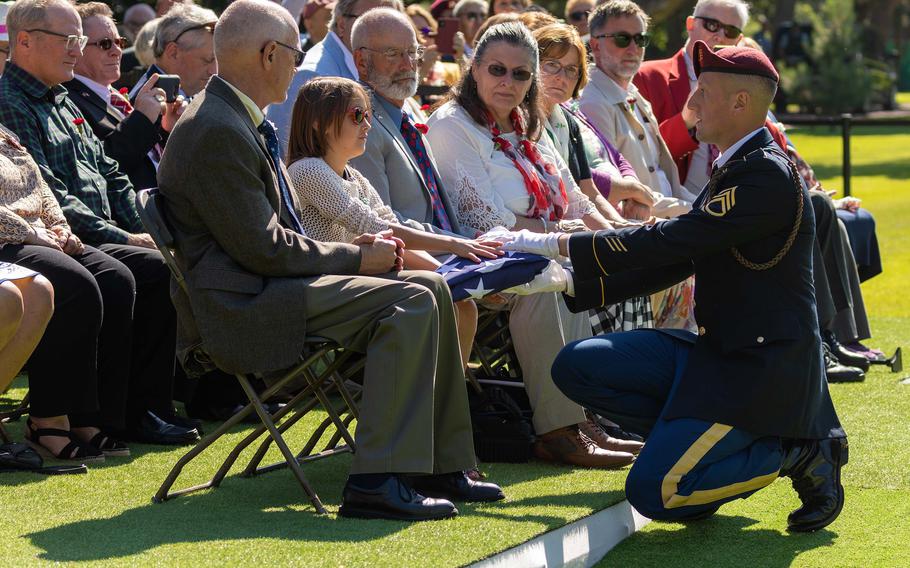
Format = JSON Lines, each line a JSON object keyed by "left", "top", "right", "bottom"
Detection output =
{"left": 350, "top": 9, "right": 464, "bottom": 237}
{"left": 266, "top": 0, "right": 398, "bottom": 151}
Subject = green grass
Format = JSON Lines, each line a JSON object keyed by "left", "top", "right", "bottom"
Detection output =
{"left": 2, "top": 124, "right": 908, "bottom": 567}
{"left": 896, "top": 92, "right": 910, "bottom": 107}
{"left": 601, "top": 124, "right": 910, "bottom": 567}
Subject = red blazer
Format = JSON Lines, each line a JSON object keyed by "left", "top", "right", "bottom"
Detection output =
{"left": 633, "top": 49, "right": 787, "bottom": 184}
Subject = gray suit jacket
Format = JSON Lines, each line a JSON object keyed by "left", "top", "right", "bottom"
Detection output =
{"left": 350, "top": 90, "right": 466, "bottom": 237}
{"left": 157, "top": 76, "right": 362, "bottom": 374}
{"left": 266, "top": 34, "right": 356, "bottom": 153}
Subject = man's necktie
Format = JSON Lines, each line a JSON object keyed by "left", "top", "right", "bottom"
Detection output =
{"left": 257, "top": 119, "right": 306, "bottom": 235}
{"left": 110, "top": 88, "right": 133, "bottom": 116}
{"left": 399, "top": 111, "right": 454, "bottom": 232}
{"left": 706, "top": 143, "right": 719, "bottom": 176}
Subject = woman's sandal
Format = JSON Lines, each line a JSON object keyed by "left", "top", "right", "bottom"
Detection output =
{"left": 24, "top": 419, "right": 104, "bottom": 463}
{"left": 86, "top": 431, "right": 130, "bottom": 457}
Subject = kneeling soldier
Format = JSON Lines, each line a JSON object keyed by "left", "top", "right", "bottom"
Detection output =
{"left": 503, "top": 41, "right": 847, "bottom": 532}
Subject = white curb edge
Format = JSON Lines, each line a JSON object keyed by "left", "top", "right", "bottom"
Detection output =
{"left": 470, "top": 500, "right": 650, "bottom": 568}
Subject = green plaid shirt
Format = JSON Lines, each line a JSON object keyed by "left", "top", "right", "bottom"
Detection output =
{"left": 0, "top": 63, "right": 143, "bottom": 244}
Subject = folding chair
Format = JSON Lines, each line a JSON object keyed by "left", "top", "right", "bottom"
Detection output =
{"left": 469, "top": 305, "right": 522, "bottom": 381}
{"left": 136, "top": 189, "right": 361, "bottom": 514}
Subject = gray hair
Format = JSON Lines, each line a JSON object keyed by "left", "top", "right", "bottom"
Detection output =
{"left": 351, "top": 7, "right": 411, "bottom": 50}
{"left": 473, "top": 20, "right": 538, "bottom": 72}
{"left": 214, "top": 0, "right": 296, "bottom": 62}
{"left": 588, "top": 0, "right": 650, "bottom": 37}
{"left": 453, "top": 0, "right": 488, "bottom": 17}
{"left": 134, "top": 18, "right": 161, "bottom": 67}
{"left": 329, "top": 0, "right": 403, "bottom": 33}
{"left": 693, "top": 0, "right": 750, "bottom": 29}
{"left": 6, "top": 0, "right": 74, "bottom": 55}
{"left": 153, "top": 2, "right": 217, "bottom": 57}
{"left": 124, "top": 3, "right": 156, "bottom": 27}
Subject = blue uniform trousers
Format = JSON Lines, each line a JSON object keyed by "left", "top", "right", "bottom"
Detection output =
{"left": 552, "top": 330, "right": 783, "bottom": 520}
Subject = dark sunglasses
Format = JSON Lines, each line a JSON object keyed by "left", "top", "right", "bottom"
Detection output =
{"left": 172, "top": 22, "right": 215, "bottom": 45}
{"left": 349, "top": 107, "right": 371, "bottom": 126}
{"left": 592, "top": 32, "right": 650, "bottom": 48}
{"left": 87, "top": 36, "right": 128, "bottom": 50}
{"left": 485, "top": 63, "right": 533, "bottom": 82}
{"left": 265, "top": 40, "right": 306, "bottom": 66}
{"left": 694, "top": 16, "right": 742, "bottom": 39}
{"left": 568, "top": 10, "right": 590, "bottom": 23}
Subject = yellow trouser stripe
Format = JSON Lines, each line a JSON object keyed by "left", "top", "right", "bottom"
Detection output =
{"left": 660, "top": 423, "right": 779, "bottom": 509}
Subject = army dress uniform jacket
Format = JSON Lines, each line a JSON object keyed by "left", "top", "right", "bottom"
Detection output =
{"left": 564, "top": 129, "right": 843, "bottom": 441}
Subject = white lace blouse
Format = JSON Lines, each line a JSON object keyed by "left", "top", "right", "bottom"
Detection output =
{"left": 425, "top": 101, "right": 597, "bottom": 236}
{"left": 287, "top": 157, "right": 397, "bottom": 243}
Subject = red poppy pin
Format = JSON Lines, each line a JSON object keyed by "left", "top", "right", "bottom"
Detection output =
{"left": 420, "top": 104, "right": 430, "bottom": 112}
{"left": 72, "top": 117, "right": 87, "bottom": 138}
{"left": 119, "top": 87, "right": 129, "bottom": 95}
{"left": 415, "top": 123, "right": 429, "bottom": 135}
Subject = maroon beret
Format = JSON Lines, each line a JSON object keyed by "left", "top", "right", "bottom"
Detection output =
{"left": 692, "top": 40, "right": 779, "bottom": 83}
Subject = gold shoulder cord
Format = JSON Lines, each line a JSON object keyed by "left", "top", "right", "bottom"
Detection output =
{"left": 705, "top": 155, "right": 805, "bottom": 271}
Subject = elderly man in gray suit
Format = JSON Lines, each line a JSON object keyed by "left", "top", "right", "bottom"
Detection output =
{"left": 157, "top": 0, "right": 503, "bottom": 521}
{"left": 266, "top": 0, "right": 399, "bottom": 151}
{"left": 350, "top": 9, "right": 465, "bottom": 237}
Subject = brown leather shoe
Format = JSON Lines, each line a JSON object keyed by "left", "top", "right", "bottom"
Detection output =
{"left": 533, "top": 426, "right": 635, "bottom": 469}
{"left": 580, "top": 419, "right": 644, "bottom": 455}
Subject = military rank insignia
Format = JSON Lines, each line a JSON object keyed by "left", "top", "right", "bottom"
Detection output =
{"left": 704, "top": 186, "right": 737, "bottom": 217}
{"left": 603, "top": 236, "right": 628, "bottom": 252}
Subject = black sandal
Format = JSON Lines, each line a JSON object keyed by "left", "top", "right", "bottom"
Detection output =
{"left": 86, "top": 431, "right": 130, "bottom": 457}
{"left": 25, "top": 419, "right": 104, "bottom": 463}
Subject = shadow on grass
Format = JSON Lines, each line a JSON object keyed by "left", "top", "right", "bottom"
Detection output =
{"left": 605, "top": 515, "right": 837, "bottom": 568}
{"left": 813, "top": 160, "right": 910, "bottom": 181}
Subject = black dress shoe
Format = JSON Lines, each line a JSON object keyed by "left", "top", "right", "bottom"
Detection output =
{"left": 781, "top": 437, "right": 848, "bottom": 532}
{"left": 824, "top": 347, "right": 865, "bottom": 383}
{"left": 410, "top": 471, "right": 505, "bottom": 503}
{"left": 823, "top": 331, "right": 870, "bottom": 371}
{"left": 158, "top": 411, "right": 204, "bottom": 434}
{"left": 124, "top": 411, "right": 201, "bottom": 446}
{"left": 339, "top": 475, "right": 458, "bottom": 521}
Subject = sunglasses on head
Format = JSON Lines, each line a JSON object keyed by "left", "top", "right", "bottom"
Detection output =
{"left": 568, "top": 10, "right": 590, "bottom": 23}
{"left": 172, "top": 22, "right": 215, "bottom": 45}
{"left": 349, "top": 107, "right": 371, "bottom": 126}
{"left": 592, "top": 31, "right": 650, "bottom": 48}
{"left": 694, "top": 16, "right": 742, "bottom": 39}
{"left": 484, "top": 63, "right": 533, "bottom": 82}
{"left": 87, "top": 36, "right": 128, "bottom": 51}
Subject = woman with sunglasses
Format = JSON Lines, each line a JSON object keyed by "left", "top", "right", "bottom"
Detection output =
{"left": 286, "top": 77, "right": 503, "bottom": 371}
{"left": 563, "top": 0, "right": 593, "bottom": 39}
{"left": 426, "top": 23, "right": 636, "bottom": 469}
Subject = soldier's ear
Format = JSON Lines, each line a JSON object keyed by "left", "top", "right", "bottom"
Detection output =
{"left": 732, "top": 89, "right": 749, "bottom": 112}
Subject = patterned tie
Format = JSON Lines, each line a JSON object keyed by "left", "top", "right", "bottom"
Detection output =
{"left": 399, "top": 111, "right": 454, "bottom": 232}
{"left": 110, "top": 88, "right": 133, "bottom": 116}
{"left": 257, "top": 119, "right": 306, "bottom": 235}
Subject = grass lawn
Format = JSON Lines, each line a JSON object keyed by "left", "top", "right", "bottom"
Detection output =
{"left": 2, "top": 123, "right": 908, "bottom": 567}
{"left": 602, "top": 123, "right": 910, "bottom": 567}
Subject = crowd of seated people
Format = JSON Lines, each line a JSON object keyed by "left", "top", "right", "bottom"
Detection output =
{"left": 0, "top": 0, "right": 886, "bottom": 520}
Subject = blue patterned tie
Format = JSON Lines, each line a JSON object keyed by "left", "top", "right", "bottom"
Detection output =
{"left": 399, "top": 111, "right": 454, "bottom": 232}
{"left": 258, "top": 119, "right": 305, "bottom": 234}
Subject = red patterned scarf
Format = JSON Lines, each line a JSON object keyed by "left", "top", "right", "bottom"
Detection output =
{"left": 485, "top": 109, "right": 568, "bottom": 222}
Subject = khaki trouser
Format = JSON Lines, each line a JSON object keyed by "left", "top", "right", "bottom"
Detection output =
{"left": 302, "top": 270, "right": 476, "bottom": 475}
{"left": 510, "top": 292, "right": 590, "bottom": 434}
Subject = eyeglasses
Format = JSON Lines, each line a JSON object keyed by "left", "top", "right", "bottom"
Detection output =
{"left": 541, "top": 59, "right": 580, "bottom": 81}
{"left": 568, "top": 10, "right": 590, "bottom": 23}
{"left": 592, "top": 32, "right": 650, "bottom": 48}
{"left": 694, "top": 16, "right": 742, "bottom": 39}
{"left": 171, "top": 22, "right": 215, "bottom": 45}
{"left": 462, "top": 11, "right": 486, "bottom": 21}
{"left": 349, "top": 107, "right": 371, "bottom": 126}
{"left": 484, "top": 63, "right": 533, "bottom": 82}
{"left": 263, "top": 40, "right": 306, "bottom": 66}
{"left": 24, "top": 29, "right": 88, "bottom": 51}
{"left": 87, "top": 36, "right": 128, "bottom": 51}
{"left": 358, "top": 46, "right": 426, "bottom": 63}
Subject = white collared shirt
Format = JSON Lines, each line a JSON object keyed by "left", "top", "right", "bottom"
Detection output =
{"left": 326, "top": 31, "right": 359, "bottom": 80}
{"left": 681, "top": 50, "right": 712, "bottom": 193}
{"left": 74, "top": 74, "right": 121, "bottom": 117}
{"left": 714, "top": 127, "right": 766, "bottom": 170}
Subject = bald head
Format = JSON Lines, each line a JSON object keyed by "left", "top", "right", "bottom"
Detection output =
{"left": 351, "top": 7, "right": 413, "bottom": 51}
{"left": 215, "top": 0, "right": 297, "bottom": 67}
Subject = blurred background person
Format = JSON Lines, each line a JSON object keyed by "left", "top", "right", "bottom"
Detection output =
{"left": 564, "top": 0, "right": 593, "bottom": 40}
{"left": 491, "top": 0, "right": 527, "bottom": 15}
{"left": 453, "top": 0, "right": 487, "bottom": 58}
{"left": 122, "top": 3, "right": 156, "bottom": 43}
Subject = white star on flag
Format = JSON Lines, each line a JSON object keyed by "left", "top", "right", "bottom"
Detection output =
{"left": 463, "top": 277, "right": 493, "bottom": 299}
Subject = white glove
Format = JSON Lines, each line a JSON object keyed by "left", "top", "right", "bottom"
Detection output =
{"left": 501, "top": 229, "right": 561, "bottom": 259}
{"left": 476, "top": 226, "right": 515, "bottom": 244}
{"left": 506, "top": 261, "right": 573, "bottom": 295}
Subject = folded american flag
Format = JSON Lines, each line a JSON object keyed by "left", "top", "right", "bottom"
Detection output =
{"left": 436, "top": 251, "right": 551, "bottom": 301}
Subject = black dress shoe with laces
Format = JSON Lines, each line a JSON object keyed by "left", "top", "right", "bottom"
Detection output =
{"left": 339, "top": 475, "right": 458, "bottom": 521}
{"left": 823, "top": 330, "right": 870, "bottom": 372}
{"left": 122, "top": 411, "right": 201, "bottom": 446}
{"left": 824, "top": 346, "right": 865, "bottom": 383}
{"left": 410, "top": 471, "right": 505, "bottom": 503}
{"left": 780, "top": 437, "right": 848, "bottom": 532}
